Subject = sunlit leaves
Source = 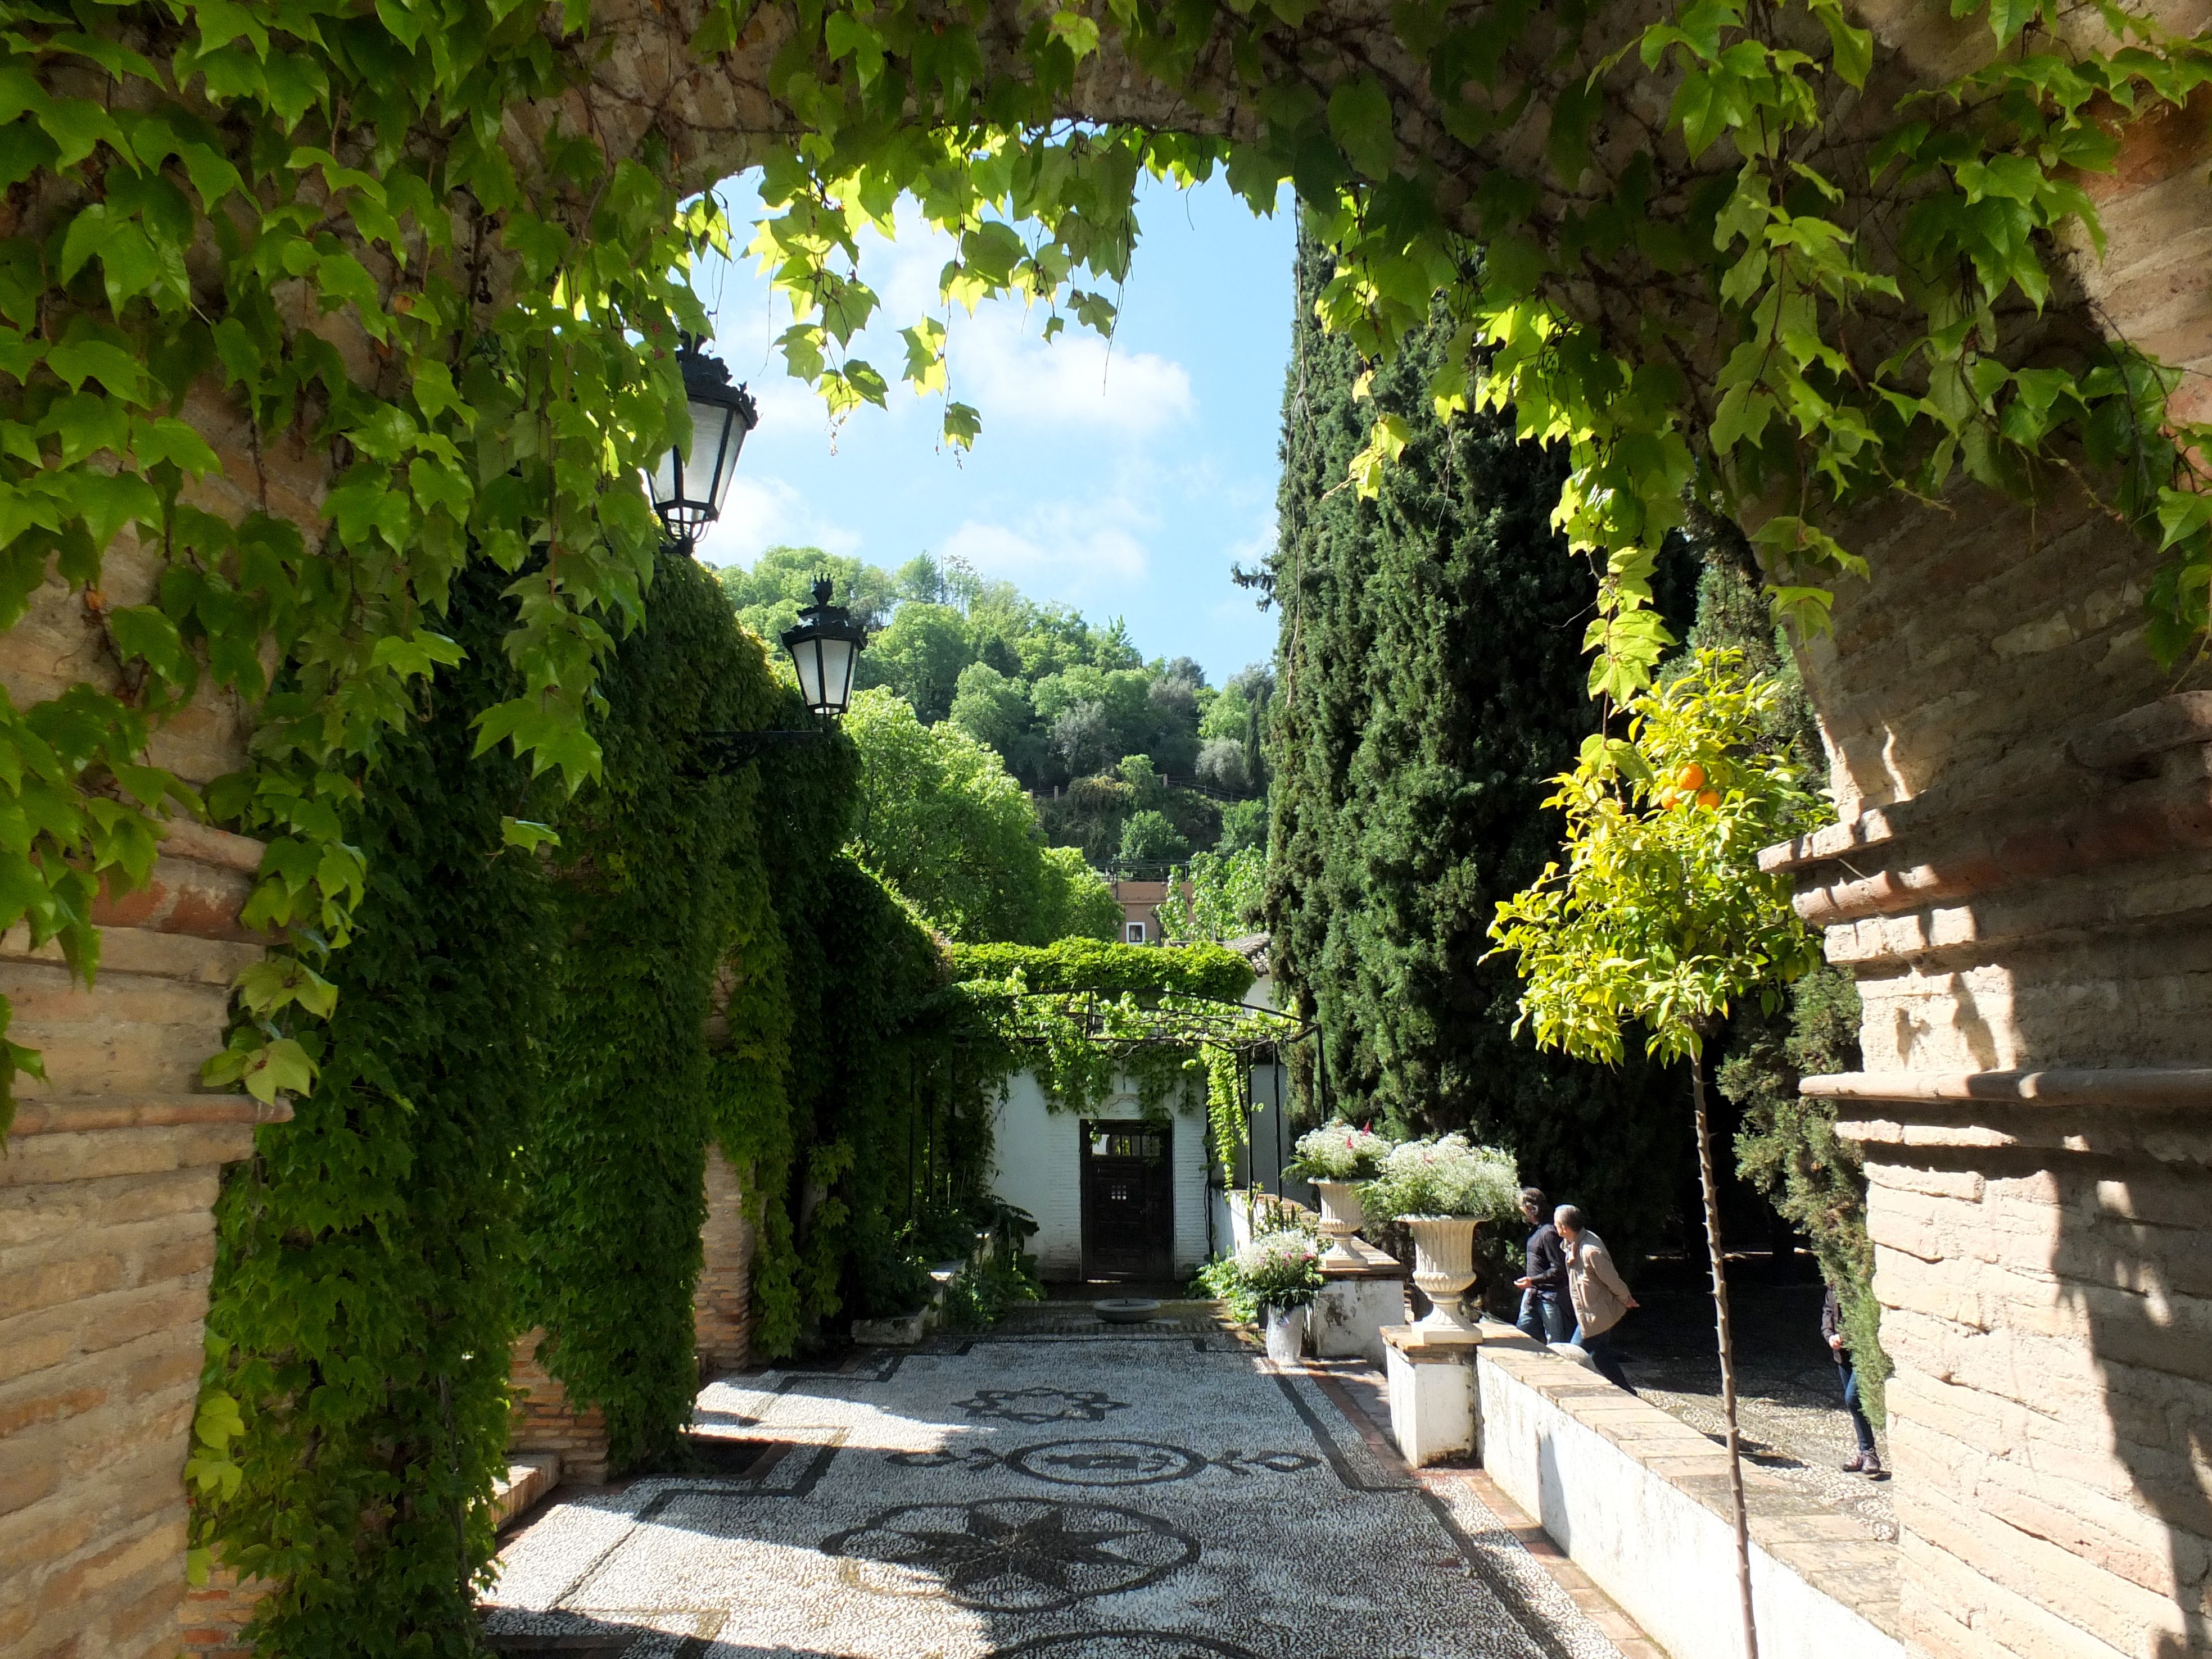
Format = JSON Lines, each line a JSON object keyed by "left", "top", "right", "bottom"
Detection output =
{"left": 1488, "top": 650, "right": 1827, "bottom": 1065}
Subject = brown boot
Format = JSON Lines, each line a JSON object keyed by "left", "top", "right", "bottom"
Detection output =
{"left": 1861, "top": 1449, "right": 1886, "bottom": 1479}
{"left": 1841, "top": 1451, "right": 1865, "bottom": 1473}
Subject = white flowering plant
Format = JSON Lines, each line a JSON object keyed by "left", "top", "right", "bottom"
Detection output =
{"left": 1284, "top": 1122, "right": 1393, "bottom": 1182}
{"left": 1228, "top": 1230, "right": 1326, "bottom": 1312}
{"left": 1357, "top": 1135, "right": 1522, "bottom": 1224}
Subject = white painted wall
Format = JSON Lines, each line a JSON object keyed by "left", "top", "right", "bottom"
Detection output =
{"left": 1477, "top": 1345, "right": 1903, "bottom": 1659}
{"left": 988, "top": 1071, "right": 1210, "bottom": 1282}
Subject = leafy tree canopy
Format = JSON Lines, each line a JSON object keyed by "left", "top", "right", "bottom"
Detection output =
{"left": 843, "top": 688, "right": 1116, "bottom": 943}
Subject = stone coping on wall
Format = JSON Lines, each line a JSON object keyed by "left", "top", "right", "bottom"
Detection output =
{"left": 1320, "top": 1237, "right": 1406, "bottom": 1280}
{"left": 1473, "top": 1322, "right": 1902, "bottom": 1648}
{"left": 7, "top": 1095, "right": 293, "bottom": 1136}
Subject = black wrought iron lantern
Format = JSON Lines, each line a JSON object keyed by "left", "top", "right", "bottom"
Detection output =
{"left": 647, "top": 335, "right": 759, "bottom": 552}
{"left": 781, "top": 577, "right": 869, "bottom": 717}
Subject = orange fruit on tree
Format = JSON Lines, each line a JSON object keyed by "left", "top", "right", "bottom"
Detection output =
{"left": 1697, "top": 788, "right": 1721, "bottom": 808}
{"left": 1676, "top": 763, "right": 1707, "bottom": 791}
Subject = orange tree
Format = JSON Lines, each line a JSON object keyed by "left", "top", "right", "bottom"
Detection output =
{"left": 1488, "top": 646, "right": 1825, "bottom": 1659}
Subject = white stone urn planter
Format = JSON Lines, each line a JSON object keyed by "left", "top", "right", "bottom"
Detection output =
{"left": 1311, "top": 1179, "right": 1367, "bottom": 1267}
{"left": 1263, "top": 1302, "right": 1310, "bottom": 1363}
{"left": 1403, "top": 1215, "right": 1482, "bottom": 1333}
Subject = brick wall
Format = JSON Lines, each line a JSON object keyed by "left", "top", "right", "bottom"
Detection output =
{"left": 1749, "top": 15, "right": 2212, "bottom": 1655}
{"left": 695, "top": 1148, "right": 757, "bottom": 1378}
{"left": 0, "top": 823, "right": 277, "bottom": 1659}
{"left": 506, "top": 1329, "right": 610, "bottom": 1487}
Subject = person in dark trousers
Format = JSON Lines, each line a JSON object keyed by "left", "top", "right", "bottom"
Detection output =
{"left": 1556, "top": 1204, "right": 1638, "bottom": 1392}
{"left": 1513, "top": 1187, "right": 1572, "bottom": 1344}
{"left": 1824, "top": 1284, "right": 1885, "bottom": 1477}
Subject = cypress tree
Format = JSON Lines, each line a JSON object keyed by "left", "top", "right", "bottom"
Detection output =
{"left": 1264, "top": 223, "right": 1695, "bottom": 1259}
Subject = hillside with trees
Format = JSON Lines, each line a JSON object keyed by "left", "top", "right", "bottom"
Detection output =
{"left": 720, "top": 548, "right": 1273, "bottom": 869}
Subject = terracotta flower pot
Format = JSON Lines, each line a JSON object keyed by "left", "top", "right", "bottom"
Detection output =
{"left": 1311, "top": 1179, "right": 1367, "bottom": 1267}
{"left": 1404, "top": 1215, "right": 1481, "bottom": 1332}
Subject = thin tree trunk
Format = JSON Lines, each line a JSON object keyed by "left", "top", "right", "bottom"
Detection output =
{"left": 1691, "top": 1045, "right": 1759, "bottom": 1659}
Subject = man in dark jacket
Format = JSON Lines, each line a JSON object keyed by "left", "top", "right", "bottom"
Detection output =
{"left": 1824, "top": 1285, "right": 1884, "bottom": 1477}
{"left": 1512, "top": 1187, "right": 1571, "bottom": 1344}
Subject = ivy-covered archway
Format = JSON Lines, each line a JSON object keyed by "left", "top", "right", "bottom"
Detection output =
{"left": 8, "top": 2, "right": 2212, "bottom": 1656}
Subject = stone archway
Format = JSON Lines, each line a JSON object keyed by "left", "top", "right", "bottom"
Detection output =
{"left": 6, "top": 4, "right": 2212, "bottom": 1657}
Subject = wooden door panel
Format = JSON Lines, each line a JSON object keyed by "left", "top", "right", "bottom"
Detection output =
{"left": 1080, "top": 1120, "right": 1173, "bottom": 1281}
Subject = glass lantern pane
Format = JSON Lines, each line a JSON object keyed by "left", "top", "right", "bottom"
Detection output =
{"left": 688, "top": 398, "right": 735, "bottom": 514}
{"left": 817, "top": 637, "right": 857, "bottom": 712}
{"left": 791, "top": 638, "right": 827, "bottom": 709}
{"left": 647, "top": 442, "right": 682, "bottom": 506}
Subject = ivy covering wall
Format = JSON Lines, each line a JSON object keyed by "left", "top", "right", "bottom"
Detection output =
{"left": 518, "top": 549, "right": 776, "bottom": 1470}
{"left": 196, "top": 562, "right": 557, "bottom": 1656}
{"left": 1263, "top": 224, "right": 1695, "bottom": 1261}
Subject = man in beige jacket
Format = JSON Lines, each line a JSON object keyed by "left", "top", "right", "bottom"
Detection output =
{"left": 1556, "top": 1204, "right": 1638, "bottom": 1392}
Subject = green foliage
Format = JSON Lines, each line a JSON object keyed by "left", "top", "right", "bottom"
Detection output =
{"left": 845, "top": 687, "right": 1070, "bottom": 942}
{"left": 521, "top": 553, "right": 777, "bottom": 1472}
{"left": 1037, "top": 846, "right": 1122, "bottom": 944}
{"left": 947, "top": 939, "right": 1252, "bottom": 1002}
{"left": 947, "top": 939, "right": 1284, "bottom": 1160}
{"left": 938, "top": 1252, "right": 1044, "bottom": 1331}
{"left": 0, "top": 0, "right": 744, "bottom": 1107}
{"left": 1118, "top": 808, "right": 1188, "bottom": 864}
{"left": 1265, "top": 228, "right": 1694, "bottom": 1259}
{"left": 733, "top": 0, "right": 2212, "bottom": 695}
{"left": 1489, "top": 651, "right": 1829, "bottom": 1065}
{"left": 1159, "top": 847, "right": 1266, "bottom": 942}
{"left": 1684, "top": 533, "right": 1887, "bottom": 1413}
{"left": 194, "top": 563, "right": 555, "bottom": 1655}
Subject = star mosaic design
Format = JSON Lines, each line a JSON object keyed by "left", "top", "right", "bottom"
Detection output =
{"left": 952, "top": 1387, "right": 1132, "bottom": 1424}
{"left": 820, "top": 1497, "right": 1200, "bottom": 1612}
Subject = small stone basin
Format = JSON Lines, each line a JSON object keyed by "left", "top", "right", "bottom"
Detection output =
{"left": 1093, "top": 1298, "right": 1162, "bottom": 1325}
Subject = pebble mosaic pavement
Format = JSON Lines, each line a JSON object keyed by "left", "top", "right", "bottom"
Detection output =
{"left": 485, "top": 1332, "right": 1629, "bottom": 1659}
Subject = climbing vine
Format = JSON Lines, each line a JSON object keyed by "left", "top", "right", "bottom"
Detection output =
{"left": 193, "top": 559, "right": 557, "bottom": 1654}
{"left": 519, "top": 550, "right": 775, "bottom": 1472}
{"left": 946, "top": 938, "right": 1301, "bottom": 1173}
{"left": 0, "top": 0, "right": 729, "bottom": 1118}
{"left": 736, "top": 0, "right": 2212, "bottom": 697}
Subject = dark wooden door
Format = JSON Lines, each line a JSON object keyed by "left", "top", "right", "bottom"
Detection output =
{"left": 1080, "top": 1120, "right": 1174, "bottom": 1282}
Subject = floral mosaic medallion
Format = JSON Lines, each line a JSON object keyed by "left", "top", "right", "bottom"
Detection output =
{"left": 989, "top": 1634, "right": 1264, "bottom": 1659}
{"left": 955, "top": 1386, "right": 1132, "bottom": 1424}
{"left": 1003, "top": 1440, "right": 1207, "bottom": 1487}
{"left": 820, "top": 1497, "right": 1200, "bottom": 1611}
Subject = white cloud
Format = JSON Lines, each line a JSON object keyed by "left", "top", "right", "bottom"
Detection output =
{"left": 691, "top": 474, "right": 862, "bottom": 568}
{"left": 943, "top": 516, "right": 1150, "bottom": 592}
{"left": 954, "top": 321, "right": 1192, "bottom": 438}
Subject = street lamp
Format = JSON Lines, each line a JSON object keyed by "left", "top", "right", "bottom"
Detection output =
{"left": 781, "top": 577, "right": 868, "bottom": 717}
{"left": 647, "top": 334, "right": 759, "bottom": 553}
{"left": 701, "top": 575, "right": 870, "bottom": 766}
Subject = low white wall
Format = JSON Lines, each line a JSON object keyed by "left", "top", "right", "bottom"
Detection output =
{"left": 1477, "top": 1335, "right": 1902, "bottom": 1659}
{"left": 988, "top": 1072, "right": 1209, "bottom": 1281}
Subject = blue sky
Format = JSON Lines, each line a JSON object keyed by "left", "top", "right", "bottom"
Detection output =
{"left": 688, "top": 174, "right": 1298, "bottom": 686}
